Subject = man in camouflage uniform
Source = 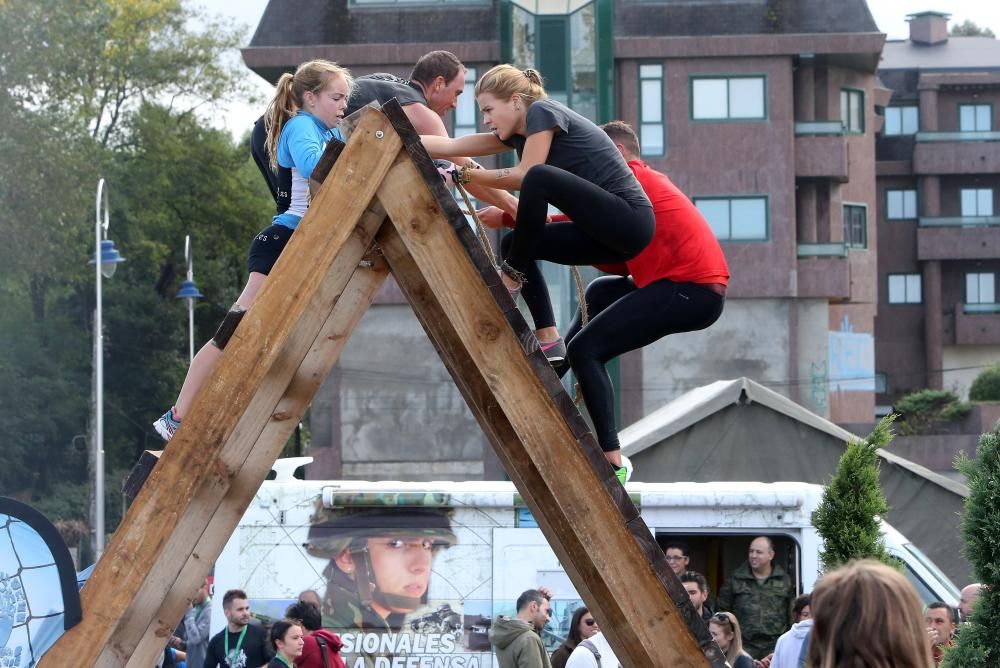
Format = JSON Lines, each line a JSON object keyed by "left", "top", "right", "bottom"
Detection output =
{"left": 305, "top": 493, "right": 457, "bottom": 665}
{"left": 716, "top": 536, "right": 792, "bottom": 659}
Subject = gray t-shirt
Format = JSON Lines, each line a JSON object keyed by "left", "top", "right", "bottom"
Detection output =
{"left": 502, "top": 99, "right": 650, "bottom": 209}
{"left": 346, "top": 74, "right": 427, "bottom": 116}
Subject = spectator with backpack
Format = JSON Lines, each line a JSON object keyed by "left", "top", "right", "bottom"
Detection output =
{"left": 565, "top": 630, "right": 620, "bottom": 668}
{"left": 285, "top": 601, "right": 346, "bottom": 668}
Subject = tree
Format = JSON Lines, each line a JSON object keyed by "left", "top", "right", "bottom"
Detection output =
{"left": 950, "top": 20, "right": 996, "bottom": 38}
{"left": 0, "top": 1, "right": 272, "bottom": 542}
{"left": 812, "top": 415, "right": 897, "bottom": 572}
{"left": 942, "top": 424, "right": 1000, "bottom": 666}
{"left": 894, "top": 389, "right": 971, "bottom": 435}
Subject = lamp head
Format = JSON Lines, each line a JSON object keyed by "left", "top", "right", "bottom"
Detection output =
{"left": 89, "top": 239, "right": 126, "bottom": 278}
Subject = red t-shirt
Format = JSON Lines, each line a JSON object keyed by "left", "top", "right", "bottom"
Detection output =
{"left": 593, "top": 160, "right": 729, "bottom": 288}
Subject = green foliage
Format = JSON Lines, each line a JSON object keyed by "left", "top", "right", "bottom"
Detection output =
{"left": 970, "top": 365, "right": 1000, "bottom": 402}
{"left": 813, "top": 415, "right": 896, "bottom": 572}
{"left": 942, "top": 425, "right": 1000, "bottom": 666}
{"left": 950, "top": 20, "right": 996, "bottom": 38}
{"left": 895, "top": 389, "right": 972, "bottom": 435}
{"left": 0, "top": 0, "right": 272, "bottom": 535}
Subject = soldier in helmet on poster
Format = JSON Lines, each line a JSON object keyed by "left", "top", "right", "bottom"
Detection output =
{"left": 305, "top": 493, "right": 458, "bottom": 636}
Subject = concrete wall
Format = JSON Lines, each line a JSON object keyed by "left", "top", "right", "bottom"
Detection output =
{"left": 308, "top": 304, "right": 499, "bottom": 481}
{"left": 943, "top": 345, "right": 1000, "bottom": 400}
{"left": 637, "top": 297, "right": 830, "bottom": 419}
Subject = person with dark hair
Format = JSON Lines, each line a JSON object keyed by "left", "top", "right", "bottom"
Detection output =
{"left": 267, "top": 619, "right": 305, "bottom": 668}
{"left": 550, "top": 607, "right": 598, "bottom": 668}
{"left": 680, "top": 571, "right": 713, "bottom": 621}
{"left": 924, "top": 601, "right": 957, "bottom": 665}
{"left": 717, "top": 537, "right": 792, "bottom": 659}
{"left": 342, "top": 51, "right": 518, "bottom": 218}
{"left": 664, "top": 541, "right": 691, "bottom": 576}
{"left": 808, "top": 560, "right": 932, "bottom": 668}
{"left": 490, "top": 588, "right": 552, "bottom": 668}
{"left": 284, "top": 601, "right": 346, "bottom": 668}
{"left": 770, "top": 593, "right": 812, "bottom": 668}
{"left": 204, "top": 589, "right": 273, "bottom": 667}
{"left": 792, "top": 593, "right": 811, "bottom": 623}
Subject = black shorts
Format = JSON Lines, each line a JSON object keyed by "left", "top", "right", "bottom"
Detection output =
{"left": 247, "top": 223, "right": 294, "bottom": 275}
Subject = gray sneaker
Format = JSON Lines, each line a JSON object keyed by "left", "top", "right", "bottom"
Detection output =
{"left": 540, "top": 337, "right": 566, "bottom": 363}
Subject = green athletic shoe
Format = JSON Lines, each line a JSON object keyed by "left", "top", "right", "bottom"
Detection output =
{"left": 614, "top": 465, "right": 628, "bottom": 486}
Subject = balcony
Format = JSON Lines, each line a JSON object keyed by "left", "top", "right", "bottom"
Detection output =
{"left": 794, "top": 122, "right": 849, "bottom": 181}
{"left": 797, "top": 243, "right": 850, "bottom": 299}
{"left": 917, "top": 217, "right": 1000, "bottom": 260}
{"left": 955, "top": 303, "right": 1000, "bottom": 345}
{"left": 913, "top": 131, "right": 1000, "bottom": 175}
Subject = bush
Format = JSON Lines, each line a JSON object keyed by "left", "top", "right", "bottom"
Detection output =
{"left": 970, "top": 365, "right": 1000, "bottom": 402}
{"left": 941, "top": 424, "right": 1000, "bottom": 666}
{"left": 895, "top": 389, "right": 972, "bottom": 435}
{"left": 813, "top": 415, "right": 897, "bottom": 572}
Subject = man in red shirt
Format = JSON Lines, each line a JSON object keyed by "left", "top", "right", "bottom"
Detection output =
{"left": 485, "top": 121, "right": 728, "bottom": 482}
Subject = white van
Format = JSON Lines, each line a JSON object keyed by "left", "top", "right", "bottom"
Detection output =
{"left": 212, "top": 458, "right": 959, "bottom": 668}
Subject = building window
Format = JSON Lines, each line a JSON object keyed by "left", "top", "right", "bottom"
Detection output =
{"left": 961, "top": 188, "right": 994, "bottom": 217}
{"left": 691, "top": 76, "right": 766, "bottom": 121}
{"left": 843, "top": 204, "right": 867, "bottom": 248}
{"left": 888, "top": 274, "right": 922, "bottom": 304}
{"left": 959, "top": 104, "right": 993, "bottom": 132}
{"left": 452, "top": 67, "right": 477, "bottom": 137}
{"left": 884, "top": 105, "right": 918, "bottom": 135}
{"left": 886, "top": 189, "right": 917, "bottom": 220}
{"left": 967, "top": 273, "right": 996, "bottom": 305}
{"left": 694, "top": 196, "right": 768, "bottom": 240}
{"left": 639, "top": 63, "right": 664, "bottom": 156}
{"left": 840, "top": 89, "right": 864, "bottom": 134}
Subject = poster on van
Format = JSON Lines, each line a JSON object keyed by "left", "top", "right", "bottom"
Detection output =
{"left": 224, "top": 489, "right": 584, "bottom": 668}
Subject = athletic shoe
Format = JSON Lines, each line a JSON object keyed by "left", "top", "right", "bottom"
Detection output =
{"left": 539, "top": 337, "right": 566, "bottom": 363}
{"left": 153, "top": 408, "right": 181, "bottom": 442}
{"left": 497, "top": 263, "right": 524, "bottom": 300}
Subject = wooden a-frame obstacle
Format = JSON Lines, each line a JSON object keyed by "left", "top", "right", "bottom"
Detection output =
{"left": 40, "top": 102, "right": 727, "bottom": 668}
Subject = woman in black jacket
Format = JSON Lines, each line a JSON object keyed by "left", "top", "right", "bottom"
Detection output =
{"left": 551, "top": 607, "right": 599, "bottom": 668}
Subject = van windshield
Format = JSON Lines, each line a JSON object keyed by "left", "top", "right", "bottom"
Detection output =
{"left": 905, "top": 543, "right": 960, "bottom": 601}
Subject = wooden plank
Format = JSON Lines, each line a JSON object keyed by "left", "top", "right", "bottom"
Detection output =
{"left": 374, "top": 99, "right": 722, "bottom": 664}
{"left": 40, "top": 108, "right": 403, "bottom": 668}
{"left": 373, "top": 150, "right": 723, "bottom": 666}
{"left": 125, "top": 232, "right": 390, "bottom": 667}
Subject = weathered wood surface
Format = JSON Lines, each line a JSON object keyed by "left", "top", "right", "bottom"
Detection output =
{"left": 47, "top": 100, "right": 720, "bottom": 668}
{"left": 373, "top": 100, "right": 723, "bottom": 667}
{"left": 39, "top": 108, "right": 402, "bottom": 668}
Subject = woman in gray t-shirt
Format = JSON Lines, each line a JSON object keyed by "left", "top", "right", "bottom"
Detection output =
{"left": 421, "top": 64, "right": 654, "bottom": 475}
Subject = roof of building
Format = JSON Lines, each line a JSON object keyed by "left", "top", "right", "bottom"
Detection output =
{"left": 617, "top": 0, "right": 879, "bottom": 37}
{"left": 248, "top": 0, "right": 881, "bottom": 51}
{"left": 880, "top": 36, "right": 1000, "bottom": 71}
{"left": 620, "top": 376, "right": 968, "bottom": 497}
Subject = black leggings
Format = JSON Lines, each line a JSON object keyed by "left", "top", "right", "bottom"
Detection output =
{"left": 502, "top": 164, "right": 655, "bottom": 329}
{"left": 564, "top": 276, "right": 725, "bottom": 452}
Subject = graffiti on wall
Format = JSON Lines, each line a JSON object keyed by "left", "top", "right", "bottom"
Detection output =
{"left": 829, "top": 315, "right": 875, "bottom": 392}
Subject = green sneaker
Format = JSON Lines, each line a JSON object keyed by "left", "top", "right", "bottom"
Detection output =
{"left": 614, "top": 465, "right": 628, "bottom": 486}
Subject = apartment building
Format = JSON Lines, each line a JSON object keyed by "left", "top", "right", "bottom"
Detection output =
{"left": 875, "top": 11, "right": 1000, "bottom": 404}
{"left": 242, "top": 0, "right": 885, "bottom": 479}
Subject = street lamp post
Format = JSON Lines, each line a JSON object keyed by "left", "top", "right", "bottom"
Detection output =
{"left": 176, "top": 235, "right": 203, "bottom": 363}
{"left": 90, "top": 178, "right": 125, "bottom": 559}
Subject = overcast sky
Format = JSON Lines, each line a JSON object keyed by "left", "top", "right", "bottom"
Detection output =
{"left": 193, "top": 0, "right": 1000, "bottom": 135}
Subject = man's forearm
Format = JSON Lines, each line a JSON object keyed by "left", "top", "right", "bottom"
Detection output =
{"left": 465, "top": 182, "right": 518, "bottom": 217}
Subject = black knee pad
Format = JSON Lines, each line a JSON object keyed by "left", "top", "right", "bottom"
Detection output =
{"left": 211, "top": 304, "right": 246, "bottom": 349}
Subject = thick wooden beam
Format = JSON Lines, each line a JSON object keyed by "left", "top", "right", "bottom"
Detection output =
{"left": 372, "top": 101, "right": 724, "bottom": 667}
{"left": 125, "top": 232, "right": 391, "bottom": 667}
{"left": 39, "top": 109, "right": 403, "bottom": 668}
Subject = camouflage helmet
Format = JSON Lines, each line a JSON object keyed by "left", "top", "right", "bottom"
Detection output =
{"left": 305, "top": 492, "right": 457, "bottom": 558}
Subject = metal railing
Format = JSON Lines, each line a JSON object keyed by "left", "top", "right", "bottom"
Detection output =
{"left": 918, "top": 216, "right": 1000, "bottom": 227}
{"left": 794, "top": 121, "right": 846, "bottom": 136}
{"left": 915, "top": 130, "right": 1000, "bottom": 142}
{"left": 797, "top": 242, "right": 847, "bottom": 257}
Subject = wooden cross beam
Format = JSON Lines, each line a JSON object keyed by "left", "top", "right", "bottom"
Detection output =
{"left": 39, "top": 102, "right": 725, "bottom": 668}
